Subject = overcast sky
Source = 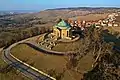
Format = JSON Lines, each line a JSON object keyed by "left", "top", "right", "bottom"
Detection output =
{"left": 0, "top": 0, "right": 120, "bottom": 11}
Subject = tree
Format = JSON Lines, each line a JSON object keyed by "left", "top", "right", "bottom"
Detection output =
{"left": 81, "top": 27, "right": 120, "bottom": 80}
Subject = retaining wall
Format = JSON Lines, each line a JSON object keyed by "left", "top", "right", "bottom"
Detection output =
{"left": 22, "top": 42, "right": 77, "bottom": 56}
{"left": 6, "top": 41, "right": 56, "bottom": 80}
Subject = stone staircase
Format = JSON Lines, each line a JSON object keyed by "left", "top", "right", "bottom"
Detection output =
{"left": 39, "top": 35, "right": 57, "bottom": 50}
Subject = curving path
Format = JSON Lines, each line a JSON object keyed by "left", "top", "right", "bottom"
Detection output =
{"left": 1, "top": 39, "right": 56, "bottom": 80}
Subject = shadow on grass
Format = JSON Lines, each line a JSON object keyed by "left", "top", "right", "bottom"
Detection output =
{"left": 103, "top": 30, "right": 120, "bottom": 51}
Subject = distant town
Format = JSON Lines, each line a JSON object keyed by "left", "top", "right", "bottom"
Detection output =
{"left": 68, "top": 13, "right": 119, "bottom": 30}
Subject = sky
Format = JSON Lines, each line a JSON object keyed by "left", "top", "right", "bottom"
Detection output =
{"left": 0, "top": 0, "right": 120, "bottom": 11}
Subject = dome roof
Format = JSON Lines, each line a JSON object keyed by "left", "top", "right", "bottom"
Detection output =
{"left": 55, "top": 20, "right": 71, "bottom": 29}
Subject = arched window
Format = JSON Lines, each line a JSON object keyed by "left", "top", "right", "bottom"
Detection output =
{"left": 67, "top": 31, "right": 69, "bottom": 37}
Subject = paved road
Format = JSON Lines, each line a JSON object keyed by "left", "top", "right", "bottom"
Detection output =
{"left": 1, "top": 40, "right": 55, "bottom": 80}
{"left": 2, "top": 47, "right": 54, "bottom": 80}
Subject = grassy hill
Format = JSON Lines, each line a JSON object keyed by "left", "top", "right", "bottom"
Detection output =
{"left": 11, "top": 43, "right": 95, "bottom": 80}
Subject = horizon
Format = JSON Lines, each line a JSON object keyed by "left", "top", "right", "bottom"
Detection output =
{"left": 0, "top": 6, "right": 120, "bottom": 12}
{"left": 0, "top": 0, "right": 120, "bottom": 11}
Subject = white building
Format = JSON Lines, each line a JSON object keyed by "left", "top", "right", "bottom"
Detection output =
{"left": 113, "top": 23, "right": 119, "bottom": 27}
{"left": 101, "top": 22, "right": 107, "bottom": 27}
{"left": 108, "top": 23, "right": 113, "bottom": 27}
{"left": 95, "top": 25, "right": 101, "bottom": 28}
